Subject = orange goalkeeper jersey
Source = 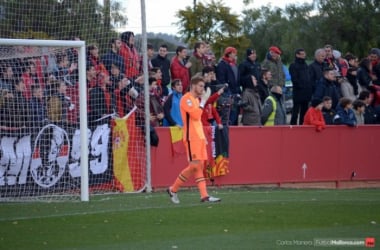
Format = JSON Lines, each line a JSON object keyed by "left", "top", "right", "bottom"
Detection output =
{"left": 180, "top": 92, "right": 205, "bottom": 141}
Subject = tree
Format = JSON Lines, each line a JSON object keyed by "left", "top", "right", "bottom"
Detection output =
{"left": 175, "top": 0, "right": 250, "bottom": 60}
{"left": 0, "top": 0, "right": 127, "bottom": 48}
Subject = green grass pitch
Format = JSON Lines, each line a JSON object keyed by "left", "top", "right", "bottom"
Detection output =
{"left": 0, "top": 188, "right": 379, "bottom": 250}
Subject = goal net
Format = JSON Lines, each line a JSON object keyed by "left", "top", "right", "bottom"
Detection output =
{"left": 0, "top": 1, "right": 148, "bottom": 201}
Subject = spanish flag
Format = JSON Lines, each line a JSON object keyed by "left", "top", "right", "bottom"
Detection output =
{"left": 112, "top": 106, "right": 146, "bottom": 192}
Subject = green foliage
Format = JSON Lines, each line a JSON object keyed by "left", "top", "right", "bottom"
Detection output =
{"left": 0, "top": 188, "right": 379, "bottom": 249}
{"left": 0, "top": 0, "right": 127, "bottom": 52}
{"left": 176, "top": 0, "right": 379, "bottom": 64}
{"left": 175, "top": 0, "right": 250, "bottom": 60}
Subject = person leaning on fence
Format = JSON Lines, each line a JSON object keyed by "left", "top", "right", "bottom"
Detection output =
{"left": 352, "top": 99, "right": 366, "bottom": 125}
{"left": 303, "top": 98, "right": 326, "bottom": 132}
{"left": 162, "top": 79, "right": 183, "bottom": 127}
{"left": 321, "top": 96, "right": 336, "bottom": 125}
{"left": 357, "top": 90, "right": 378, "bottom": 124}
{"left": 333, "top": 97, "right": 357, "bottom": 127}
{"left": 167, "top": 74, "right": 221, "bottom": 204}
{"left": 261, "top": 85, "right": 287, "bottom": 126}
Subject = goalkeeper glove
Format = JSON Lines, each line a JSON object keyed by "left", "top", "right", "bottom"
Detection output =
{"left": 200, "top": 87, "right": 211, "bottom": 109}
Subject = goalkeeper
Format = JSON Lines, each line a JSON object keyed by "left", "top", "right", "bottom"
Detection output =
{"left": 167, "top": 73, "right": 221, "bottom": 204}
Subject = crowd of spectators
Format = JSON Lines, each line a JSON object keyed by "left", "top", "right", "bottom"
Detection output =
{"left": 1, "top": 34, "right": 380, "bottom": 133}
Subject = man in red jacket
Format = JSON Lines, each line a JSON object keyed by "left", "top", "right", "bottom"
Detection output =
{"left": 170, "top": 46, "right": 191, "bottom": 93}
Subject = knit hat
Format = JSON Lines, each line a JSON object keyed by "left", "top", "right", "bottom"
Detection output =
{"left": 246, "top": 48, "right": 256, "bottom": 57}
{"left": 370, "top": 48, "right": 380, "bottom": 56}
{"left": 224, "top": 46, "right": 237, "bottom": 56}
{"left": 311, "top": 98, "right": 323, "bottom": 108}
{"left": 269, "top": 46, "right": 282, "bottom": 55}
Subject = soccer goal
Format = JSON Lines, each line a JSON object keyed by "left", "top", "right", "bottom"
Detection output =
{"left": 0, "top": 38, "right": 149, "bottom": 202}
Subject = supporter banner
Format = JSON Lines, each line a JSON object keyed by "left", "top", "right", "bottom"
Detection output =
{"left": 0, "top": 123, "right": 111, "bottom": 189}
{"left": 0, "top": 107, "right": 148, "bottom": 195}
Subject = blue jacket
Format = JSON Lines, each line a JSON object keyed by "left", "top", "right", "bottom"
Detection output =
{"left": 163, "top": 91, "right": 183, "bottom": 126}
{"left": 334, "top": 105, "right": 356, "bottom": 127}
{"left": 101, "top": 50, "right": 125, "bottom": 74}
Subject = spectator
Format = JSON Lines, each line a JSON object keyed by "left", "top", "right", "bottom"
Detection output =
{"left": 170, "top": 46, "right": 191, "bottom": 93}
{"left": 162, "top": 79, "right": 183, "bottom": 127}
{"left": 0, "top": 64, "right": 15, "bottom": 91}
{"left": 88, "top": 72, "right": 113, "bottom": 124}
{"left": 257, "top": 68, "right": 272, "bottom": 105}
{"left": 241, "top": 73, "right": 261, "bottom": 126}
{"left": 46, "top": 80, "right": 72, "bottom": 125}
{"left": 8, "top": 78, "right": 30, "bottom": 128}
{"left": 357, "top": 90, "right": 378, "bottom": 124}
{"left": 357, "top": 58, "right": 373, "bottom": 92}
{"left": 21, "top": 61, "right": 44, "bottom": 100}
{"left": 30, "top": 84, "right": 47, "bottom": 128}
{"left": 321, "top": 96, "right": 336, "bottom": 125}
{"left": 324, "top": 44, "right": 339, "bottom": 72}
{"left": 313, "top": 67, "right": 341, "bottom": 109}
{"left": 86, "top": 44, "right": 107, "bottom": 75}
{"left": 303, "top": 98, "right": 326, "bottom": 132}
{"left": 86, "top": 65, "right": 97, "bottom": 89}
{"left": 261, "top": 46, "right": 285, "bottom": 87}
{"left": 148, "top": 77, "right": 164, "bottom": 127}
{"left": 146, "top": 43, "right": 154, "bottom": 71}
{"left": 216, "top": 46, "right": 240, "bottom": 125}
{"left": 151, "top": 44, "right": 171, "bottom": 93}
{"left": 202, "top": 66, "right": 221, "bottom": 92}
{"left": 113, "top": 76, "right": 130, "bottom": 117}
{"left": 352, "top": 99, "right": 366, "bottom": 125}
{"left": 149, "top": 67, "right": 167, "bottom": 99}
{"left": 261, "top": 85, "right": 287, "bottom": 125}
{"left": 333, "top": 97, "right": 356, "bottom": 127}
{"left": 204, "top": 41, "right": 216, "bottom": 67}
{"left": 189, "top": 41, "right": 206, "bottom": 77}
{"left": 339, "top": 74, "right": 356, "bottom": 101}
{"left": 120, "top": 31, "right": 140, "bottom": 79}
{"left": 308, "top": 48, "right": 326, "bottom": 93}
{"left": 238, "top": 48, "right": 261, "bottom": 91}
{"left": 167, "top": 74, "right": 221, "bottom": 204}
{"left": 201, "top": 71, "right": 224, "bottom": 128}
{"left": 368, "top": 48, "right": 380, "bottom": 70}
{"left": 344, "top": 53, "right": 359, "bottom": 96}
{"left": 101, "top": 38, "right": 125, "bottom": 75}
{"left": 289, "top": 48, "right": 312, "bottom": 125}
{"left": 55, "top": 52, "right": 77, "bottom": 86}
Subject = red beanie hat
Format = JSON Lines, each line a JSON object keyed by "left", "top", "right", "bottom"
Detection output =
{"left": 269, "top": 46, "right": 282, "bottom": 55}
{"left": 224, "top": 46, "right": 237, "bottom": 56}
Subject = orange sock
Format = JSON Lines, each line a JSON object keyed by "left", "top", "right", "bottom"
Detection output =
{"left": 195, "top": 163, "right": 208, "bottom": 199}
{"left": 171, "top": 163, "right": 196, "bottom": 192}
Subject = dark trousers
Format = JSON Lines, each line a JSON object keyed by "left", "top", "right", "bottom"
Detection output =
{"left": 290, "top": 100, "right": 309, "bottom": 125}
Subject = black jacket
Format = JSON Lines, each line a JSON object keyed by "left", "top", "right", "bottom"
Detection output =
{"left": 238, "top": 58, "right": 261, "bottom": 90}
{"left": 289, "top": 57, "right": 312, "bottom": 102}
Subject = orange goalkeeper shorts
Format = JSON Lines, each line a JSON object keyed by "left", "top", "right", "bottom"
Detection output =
{"left": 184, "top": 139, "right": 207, "bottom": 161}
